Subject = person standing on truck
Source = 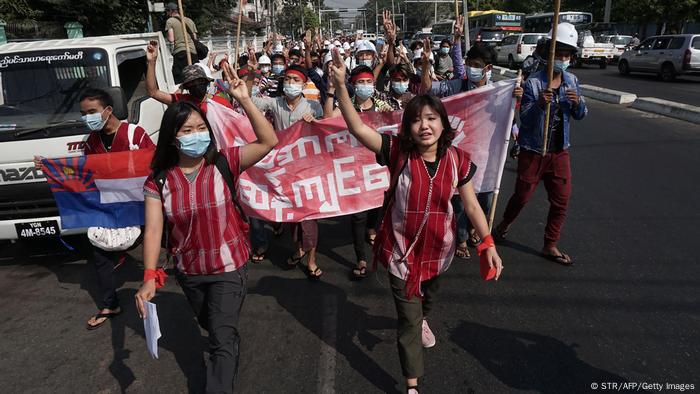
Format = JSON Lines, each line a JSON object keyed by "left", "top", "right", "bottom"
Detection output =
{"left": 495, "top": 22, "right": 587, "bottom": 267}
{"left": 164, "top": 2, "right": 199, "bottom": 84}
{"left": 35, "top": 88, "right": 155, "bottom": 330}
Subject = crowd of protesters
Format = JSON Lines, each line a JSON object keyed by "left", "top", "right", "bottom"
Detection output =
{"left": 33, "top": 5, "right": 587, "bottom": 392}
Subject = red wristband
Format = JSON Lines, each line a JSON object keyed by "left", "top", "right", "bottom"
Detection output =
{"left": 144, "top": 268, "right": 167, "bottom": 289}
{"left": 476, "top": 234, "right": 495, "bottom": 256}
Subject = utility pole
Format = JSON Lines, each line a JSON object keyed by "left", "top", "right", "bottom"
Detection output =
{"left": 375, "top": 1, "right": 379, "bottom": 34}
{"left": 604, "top": 0, "right": 612, "bottom": 23}
{"left": 301, "top": 0, "right": 305, "bottom": 32}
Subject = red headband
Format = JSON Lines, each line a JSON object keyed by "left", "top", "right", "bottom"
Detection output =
{"left": 350, "top": 72, "right": 374, "bottom": 84}
{"left": 285, "top": 69, "right": 307, "bottom": 82}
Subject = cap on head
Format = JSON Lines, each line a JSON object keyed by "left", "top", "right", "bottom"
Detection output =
{"left": 258, "top": 54, "right": 271, "bottom": 65}
{"left": 165, "top": 2, "right": 178, "bottom": 11}
{"left": 181, "top": 64, "right": 213, "bottom": 85}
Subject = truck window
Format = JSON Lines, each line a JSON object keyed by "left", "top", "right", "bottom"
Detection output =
{"left": 0, "top": 48, "right": 110, "bottom": 142}
{"left": 693, "top": 36, "right": 700, "bottom": 49}
{"left": 116, "top": 49, "right": 148, "bottom": 118}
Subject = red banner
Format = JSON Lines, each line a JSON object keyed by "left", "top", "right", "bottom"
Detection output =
{"left": 205, "top": 80, "right": 517, "bottom": 222}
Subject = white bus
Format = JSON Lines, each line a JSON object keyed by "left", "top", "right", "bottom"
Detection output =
{"left": 523, "top": 12, "right": 593, "bottom": 33}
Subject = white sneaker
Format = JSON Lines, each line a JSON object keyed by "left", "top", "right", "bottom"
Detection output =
{"left": 421, "top": 319, "right": 436, "bottom": 348}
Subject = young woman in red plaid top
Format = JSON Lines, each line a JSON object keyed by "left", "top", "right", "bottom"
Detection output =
{"left": 135, "top": 63, "right": 278, "bottom": 394}
{"left": 329, "top": 48, "right": 503, "bottom": 394}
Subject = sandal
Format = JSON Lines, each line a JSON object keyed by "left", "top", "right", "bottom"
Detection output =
{"left": 542, "top": 252, "right": 574, "bottom": 266}
{"left": 493, "top": 223, "right": 509, "bottom": 242}
{"left": 455, "top": 243, "right": 470, "bottom": 259}
{"left": 306, "top": 265, "right": 323, "bottom": 280}
{"left": 86, "top": 308, "right": 122, "bottom": 330}
{"left": 251, "top": 249, "right": 266, "bottom": 263}
{"left": 351, "top": 262, "right": 367, "bottom": 280}
{"left": 365, "top": 232, "right": 376, "bottom": 246}
{"left": 407, "top": 385, "right": 420, "bottom": 394}
{"left": 467, "top": 231, "right": 481, "bottom": 247}
{"left": 286, "top": 251, "right": 307, "bottom": 269}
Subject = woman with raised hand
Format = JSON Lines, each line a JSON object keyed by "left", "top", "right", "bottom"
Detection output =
{"left": 135, "top": 62, "right": 278, "bottom": 394}
{"left": 328, "top": 48, "right": 503, "bottom": 394}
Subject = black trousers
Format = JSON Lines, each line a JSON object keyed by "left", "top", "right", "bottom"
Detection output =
{"left": 177, "top": 266, "right": 248, "bottom": 394}
{"left": 172, "top": 51, "right": 195, "bottom": 84}
{"left": 91, "top": 246, "right": 122, "bottom": 310}
{"left": 350, "top": 208, "right": 380, "bottom": 263}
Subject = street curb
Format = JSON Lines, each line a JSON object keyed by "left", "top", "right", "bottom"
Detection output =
{"left": 631, "top": 97, "right": 700, "bottom": 124}
{"left": 492, "top": 65, "right": 700, "bottom": 125}
{"left": 579, "top": 84, "right": 637, "bottom": 104}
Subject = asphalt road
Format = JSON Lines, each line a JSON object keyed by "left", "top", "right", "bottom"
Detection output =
{"left": 1, "top": 100, "right": 699, "bottom": 393}
{"left": 558, "top": 65, "right": 700, "bottom": 107}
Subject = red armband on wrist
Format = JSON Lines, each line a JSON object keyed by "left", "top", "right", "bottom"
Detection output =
{"left": 144, "top": 268, "right": 167, "bottom": 289}
{"left": 476, "top": 234, "right": 495, "bottom": 256}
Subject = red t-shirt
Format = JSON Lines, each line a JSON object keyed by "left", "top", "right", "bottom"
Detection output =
{"left": 84, "top": 122, "right": 155, "bottom": 154}
{"left": 170, "top": 93, "right": 234, "bottom": 111}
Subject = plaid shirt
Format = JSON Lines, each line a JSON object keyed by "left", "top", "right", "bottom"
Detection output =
{"left": 375, "top": 90, "right": 415, "bottom": 111}
{"left": 374, "top": 136, "right": 476, "bottom": 298}
{"left": 143, "top": 147, "right": 250, "bottom": 275}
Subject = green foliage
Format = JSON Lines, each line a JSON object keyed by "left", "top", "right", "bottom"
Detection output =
{"left": 277, "top": 0, "right": 322, "bottom": 37}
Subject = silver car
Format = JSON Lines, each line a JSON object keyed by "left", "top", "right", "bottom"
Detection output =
{"left": 618, "top": 34, "right": 700, "bottom": 81}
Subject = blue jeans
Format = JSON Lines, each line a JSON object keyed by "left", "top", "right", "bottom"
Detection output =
{"left": 451, "top": 192, "right": 494, "bottom": 242}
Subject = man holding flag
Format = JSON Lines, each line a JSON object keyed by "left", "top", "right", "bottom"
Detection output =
{"left": 495, "top": 23, "right": 587, "bottom": 266}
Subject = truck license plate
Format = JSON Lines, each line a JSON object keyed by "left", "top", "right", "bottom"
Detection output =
{"left": 15, "top": 221, "right": 59, "bottom": 239}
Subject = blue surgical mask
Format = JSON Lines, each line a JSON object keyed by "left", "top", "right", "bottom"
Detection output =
{"left": 391, "top": 81, "right": 409, "bottom": 95}
{"left": 177, "top": 131, "right": 211, "bottom": 158}
{"left": 354, "top": 84, "right": 374, "bottom": 101}
{"left": 358, "top": 59, "right": 373, "bottom": 68}
{"left": 554, "top": 59, "right": 570, "bottom": 73}
{"left": 82, "top": 109, "right": 108, "bottom": 131}
{"left": 261, "top": 66, "right": 271, "bottom": 74}
{"left": 272, "top": 64, "right": 285, "bottom": 75}
{"left": 440, "top": 47, "right": 450, "bottom": 55}
{"left": 467, "top": 66, "right": 485, "bottom": 83}
{"left": 251, "top": 86, "right": 260, "bottom": 96}
{"left": 283, "top": 83, "right": 303, "bottom": 99}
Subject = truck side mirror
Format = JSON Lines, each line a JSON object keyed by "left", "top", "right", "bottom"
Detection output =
{"left": 104, "top": 86, "right": 128, "bottom": 120}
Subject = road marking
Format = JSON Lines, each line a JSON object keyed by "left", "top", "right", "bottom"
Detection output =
{"left": 317, "top": 294, "right": 338, "bottom": 394}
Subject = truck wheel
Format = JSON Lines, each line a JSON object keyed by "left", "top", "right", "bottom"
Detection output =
{"left": 618, "top": 60, "right": 630, "bottom": 75}
{"left": 507, "top": 55, "right": 516, "bottom": 70}
{"left": 599, "top": 60, "right": 607, "bottom": 69}
{"left": 660, "top": 63, "right": 676, "bottom": 82}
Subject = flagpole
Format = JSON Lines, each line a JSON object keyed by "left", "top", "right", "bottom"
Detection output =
{"left": 235, "top": 6, "right": 244, "bottom": 70}
{"left": 541, "top": 0, "right": 561, "bottom": 157}
{"left": 488, "top": 71, "right": 522, "bottom": 231}
{"left": 177, "top": 0, "right": 192, "bottom": 66}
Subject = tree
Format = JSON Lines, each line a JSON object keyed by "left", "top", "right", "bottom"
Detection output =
{"left": 277, "top": 0, "right": 321, "bottom": 38}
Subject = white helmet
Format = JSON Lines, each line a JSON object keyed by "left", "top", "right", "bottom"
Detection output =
{"left": 355, "top": 40, "right": 376, "bottom": 55}
{"left": 323, "top": 51, "right": 333, "bottom": 65}
{"left": 258, "top": 54, "right": 271, "bottom": 65}
{"left": 342, "top": 42, "right": 351, "bottom": 50}
{"left": 273, "top": 43, "right": 284, "bottom": 54}
{"left": 548, "top": 22, "right": 578, "bottom": 51}
{"left": 333, "top": 40, "right": 341, "bottom": 47}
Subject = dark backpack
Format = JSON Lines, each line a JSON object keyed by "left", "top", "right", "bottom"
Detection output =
{"left": 152, "top": 152, "right": 248, "bottom": 249}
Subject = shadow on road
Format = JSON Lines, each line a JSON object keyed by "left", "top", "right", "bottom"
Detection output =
{"left": 450, "top": 321, "right": 631, "bottom": 393}
{"left": 250, "top": 276, "right": 400, "bottom": 393}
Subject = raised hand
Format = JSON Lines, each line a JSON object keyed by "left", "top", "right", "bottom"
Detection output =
{"left": 454, "top": 15, "right": 464, "bottom": 39}
{"left": 303, "top": 29, "right": 312, "bottom": 49}
{"left": 223, "top": 62, "right": 250, "bottom": 102}
{"left": 146, "top": 40, "right": 159, "bottom": 62}
{"left": 329, "top": 48, "right": 347, "bottom": 89}
{"left": 382, "top": 10, "right": 396, "bottom": 43}
{"left": 421, "top": 38, "right": 432, "bottom": 67}
{"left": 247, "top": 47, "right": 258, "bottom": 67}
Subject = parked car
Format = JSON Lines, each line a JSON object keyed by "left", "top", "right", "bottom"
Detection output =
{"left": 572, "top": 30, "right": 616, "bottom": 69}
{"left": 431, "top": 35, "right": 447, "bottom": 51}
{"left": 600, "top": 34, "right": 633, "bottom": 62}
{"left": 494, "top": 33, "right": 546, "bottom": 69}
{"left": 411, "top": 31, "right": 433, "bottom": 42}
{"left": 618, "top": 34, "right": 700, "bottom": 81}
{"left": 469, "top": 27, "right": 505, "bottom": 47}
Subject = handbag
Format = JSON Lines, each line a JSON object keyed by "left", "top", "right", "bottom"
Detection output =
{"left": 185, "top": 23, "right": 208, "bottom": 60}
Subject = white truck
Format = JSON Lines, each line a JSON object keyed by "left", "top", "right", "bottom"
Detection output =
{"left": 572, "top": 30, "right": 616, "bottom": 69}
{"left": 0, "top": 32, "right": 177, "bottom": 241}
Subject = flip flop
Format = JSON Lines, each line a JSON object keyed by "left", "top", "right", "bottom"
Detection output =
{"left": 351, "top": 264, "right": 367, "bottom": 280}
{"left": 493, "top": 224, "right": 509, "bottom": 242}
{"left": 306, "top": 266, "right": 323, "bottom": 280}
{"left": 251, "top": 249, "right": 266, "bottom": 263}
{"left": 542, "top": 252, "right": 574, "bottom": 266}
{"left": 86, "top": 308, "right": 122, "bottom": 330}
{"left": 286, "top": 251, "right": 307, "bottom": 269}
{"left": 455, "top": 243, "right": 470, "bottom": 259}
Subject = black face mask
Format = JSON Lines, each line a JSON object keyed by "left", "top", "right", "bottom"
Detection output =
{"left": 187, "top": 82, "right": 209, "bottom": 100}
